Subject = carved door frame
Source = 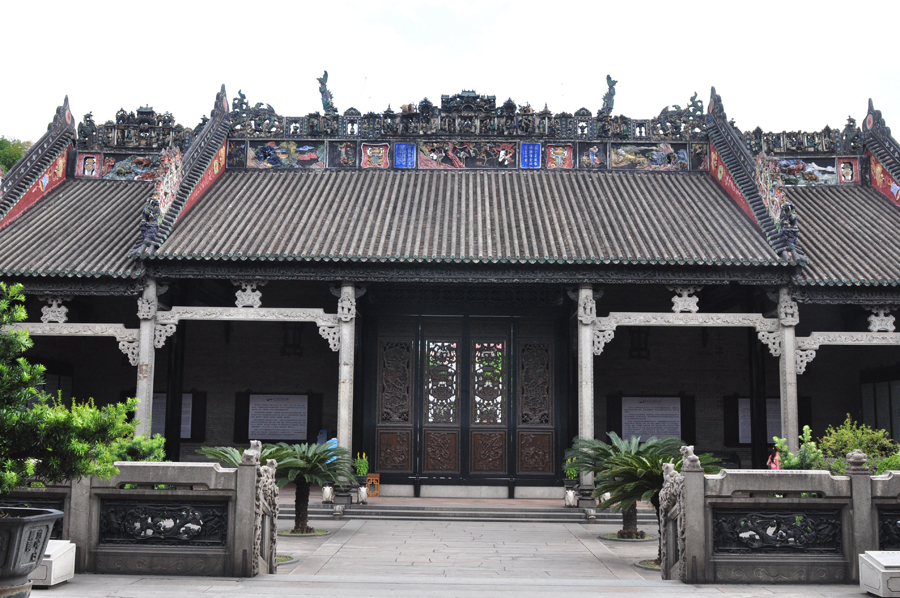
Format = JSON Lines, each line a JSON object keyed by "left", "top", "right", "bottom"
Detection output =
{"left": 366, "top": 314, "right": 566, "bottom": 492}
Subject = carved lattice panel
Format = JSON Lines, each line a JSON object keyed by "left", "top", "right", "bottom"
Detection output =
{"left": 471, "top": 431, "right": 506, "bottom": 474}
{"left": 517, "top": 431, "right": 554, "bottom": 474}
{"left": 423, "top": 431, "right": 459, "bottom": 473}
{"left": 378, "top": 340, "right": 413, "bottom": 423}
{"left": 426, "top": 341, "right": 459, "bottom": 423}
{"left": 518, "top": 341, "right": 552, "bottom": 425}
{"left": 376, "top": 430, "right": 412, "bottom": 472}
{"left": 472, "top": 341, "right": 505, "bottom": 424}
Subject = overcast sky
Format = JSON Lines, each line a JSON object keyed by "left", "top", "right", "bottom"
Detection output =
{"left": 2, "top": 1, "right": 897, "bottom": 143}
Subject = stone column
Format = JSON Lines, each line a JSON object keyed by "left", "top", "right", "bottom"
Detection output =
{"left": 336, "top": 282, "right": 356, "bottom": 451}
{"left": 134, "top": 278, "right": 157, "bottom": 437}
{"left": 577, "top": 284, "right": 596, "bottom": 490}
{"left": 777, "top": 287, "right": 800, "bottom": 454}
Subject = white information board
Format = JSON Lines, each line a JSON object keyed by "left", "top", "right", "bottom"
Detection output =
{"left": 622, "top": 397, "right": 681, "bottom": 441}
{"left": 737, "top": 398, "right": 781, "bottom": 444}
{"left": 151, "top": 393, "right": 193, "bottom": 439}
{"left": 248, "top": 394, "right": 308, "bottom": 440}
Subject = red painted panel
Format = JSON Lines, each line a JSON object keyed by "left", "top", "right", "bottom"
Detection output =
{"left": 709, "top": 142, "right": 756, "bottom": 224}
{"left": 177, "top": 140, "right": 227, "bottom": 222}
{"left": 868, "top": 151, "right": 900, "bottom": 208}
{"left": 0, "top": 148, "right": 69, "bottom": 230}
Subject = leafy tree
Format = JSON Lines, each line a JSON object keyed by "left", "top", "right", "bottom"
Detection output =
{"left": 198, "top": 441, "right": 354, "bottom": 534}
{"left": 0, "top": 282, "right": 139, "bottom": 495}
{"left": 774, "top": 425, "right": 826, "bottom": 471}
{"left": 0, "top": 137, "right": 29, "bottom": 175}
{"left": 109, "top": 433, "right": 166, "bottom": 462}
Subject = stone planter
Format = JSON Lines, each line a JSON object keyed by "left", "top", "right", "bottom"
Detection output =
{"left": 0, "top": 507, "right": 64, "bottom": 598}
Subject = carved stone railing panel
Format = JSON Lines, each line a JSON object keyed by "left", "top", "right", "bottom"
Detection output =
{"left": 711, "top": 509, "right": 843, "bottom": 555}
{"left": 659, "top": 462, "right": 685, "bottom": 580}
{"left": 254, "top": 458, "right": 279, "bottom": 575}
{"left": 98, "top": 500, "right": 228, "bottom": 546}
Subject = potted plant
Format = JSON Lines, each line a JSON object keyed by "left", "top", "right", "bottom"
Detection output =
{"left": 355, "top": 452, "right": 369, "bottom": 486}
{"left": 563, "top": 458, "right": 579, "bottom": 489}
{"left": 0, "top": 283, "right": 139, "bottom": 597}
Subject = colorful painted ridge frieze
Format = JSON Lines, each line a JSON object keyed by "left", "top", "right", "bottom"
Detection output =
{"left": 610, "top": 143, "right": 689, "bottom": 171}
{"left": 418, "top": 141, "right": 516, "bottom": 169}
{"left": 248, "top": 141, "right": 325, "bottom": 169}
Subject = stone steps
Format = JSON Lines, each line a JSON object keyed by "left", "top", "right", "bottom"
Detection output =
{"left": 278, "top": 503, "right": 658, "bottom": 524}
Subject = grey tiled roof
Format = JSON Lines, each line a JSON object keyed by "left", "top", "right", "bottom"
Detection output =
{"left": 151, "top": 170, "right": 783, "bottom": 267}
{"left": 789, "top": 185, "right": 900, "bottom": 286}
{"left": 0, "top": 179, "right": 150, "bottom": 278}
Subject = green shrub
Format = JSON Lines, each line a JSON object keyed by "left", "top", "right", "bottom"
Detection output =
{"left": 774, "top": 425, "right": 826, "bottom": 470}
{"left": 876, "top": 452, "right": 900, "bottom": 475}
{"left": 109, "top": 434, "right": 166, "bottom": 462}
{"left": 818, "top": 415, "right": 896, "bottom": 474}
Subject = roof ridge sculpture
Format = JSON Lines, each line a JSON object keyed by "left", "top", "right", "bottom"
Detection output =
{"left": 706, "top": 87, "right": 807, "bottom": 265}
{"left": 131, "top": 85, "right": 231, "bottom": 256}
{"left": 0, "top": 97, "right": 76, "bottom": 221}
{"left": 862, "top": 98, "right": 900, "bottom": 184}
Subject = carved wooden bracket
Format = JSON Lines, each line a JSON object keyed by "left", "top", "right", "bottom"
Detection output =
{"left": 38, "top": 296, "right": 72, "bottom": 323}
{"left": 6, "top": 323, "right": 140, "bottom": 365}
{"left": 795, "top": 331, "right": 900, "bottom": 374}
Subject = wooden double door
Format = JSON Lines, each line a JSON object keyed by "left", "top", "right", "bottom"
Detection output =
{"left": 371, "top": 316, "right": 563, "bottom": 486}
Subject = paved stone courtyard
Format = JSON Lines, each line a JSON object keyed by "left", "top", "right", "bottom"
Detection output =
{"left": 42, "top": 520, "right": 870, "bottom": 597}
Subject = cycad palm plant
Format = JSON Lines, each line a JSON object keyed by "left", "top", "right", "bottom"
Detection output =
{"left": 565, "top": 433, "right": 685, "bottom": 534}
{"left": 198, "top": 441, "right": 354, "bottom": 534}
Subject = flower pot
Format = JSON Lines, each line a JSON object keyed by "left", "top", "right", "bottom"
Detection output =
{"left": 356, "top": 475, "right": 368, "bottom": 486}
{"left": 563, "top": 478, "right": 579, "bottom": 489}
{"left": 0, "top": 507, "right": 64, "bottom": 598}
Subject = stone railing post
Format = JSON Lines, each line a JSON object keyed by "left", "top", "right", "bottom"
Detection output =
{"left": 847, "top": 449, "right": 875, "bottom": 581}
{"left": 69, "top": 476, "right": 92, "bottom": 573}
{"left": 234, "top": 441, "right": 261, "bottom": 577}
{"left": 680, "top": 445, "right": 707, "bottom": 583}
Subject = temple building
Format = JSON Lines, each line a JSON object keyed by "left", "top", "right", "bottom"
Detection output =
{"left": 1, "top": 76, "right": 899, "bottom": 498}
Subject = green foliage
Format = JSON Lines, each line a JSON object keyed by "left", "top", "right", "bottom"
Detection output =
{"left": 197, "top": 442, "right": 355, "bottom": 488}
{"left": 0, "top": 137, "right": 29, "bottom": 175}
{"left": 564, "top": 432, "right": 687, "bottom": 478}
{"left": 0, "top": 282, "right": 141, "bottom": 495}
{"left": 355, "top": 452, "right": 369, "bottom": 477}
{"left": 876, "top": 452, "right": 900, "bottom": 475}
{"left": 818, "top": 415, "right": 896, "bottom": 474}
{"left": 774, "top": 425, "right": 826, "bottom": 470}
{"left": 563, "top": 458, "right": 578, "bottom": 480}
{"left": 108, "top": 434, "right": 166, "bottom": 462}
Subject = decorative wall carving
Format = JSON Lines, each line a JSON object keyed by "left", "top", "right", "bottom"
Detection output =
{"left": 866, "top": 306, "right": 896, "bottom": 333}
{"left": 472, "top": 341, "right": 504, "bottom": 424}
{"left": 232, "top": 279, "right": 266, "bottom": 308}
{"left": 154, "top": 324, "right": 177, "bottom": 349}
{"left": 471, "top": 431, "right": 505, "bottom": 474}
{"left": 425, "top": 341, "right": 458, "bottom": 424}
{"left": 98, "top": 500, "right": 228, "bottom": 546}
{"left": 518, "top": 341, "right": 552, "bottom": 425}
{"left": 137, "top": 296, "right": 156, "bottom": 320}
{"left": 778, "top": 288, "right": 799, "bottom": 327}
{"left": 577, "top": 294, "right": 596, "bottom": 325}
{"left": 39, "top": 296, "right": 71, "bottom": 323}
{"left": 337, "top": 286, "right": 356, "bottom": 322}
{"left": 517, "top": 431, "right": 553, "bottom": 474}
{"left": 423, "top": 431, "right": 458, "bottom": 473}
{"left": 378, "top": 341, "right": 412, "bottom": 423}
{"left": 376, "top": 430, "right": 412, "bottom": 472}
{"left": 667, "top": 286, "right": 702, "bottom": 313}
